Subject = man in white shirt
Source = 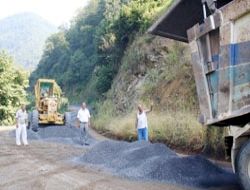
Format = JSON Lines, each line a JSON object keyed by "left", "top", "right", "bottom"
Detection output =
{"left": 77, "top": 102, "right": 91, "bottom": 145}
{"left": 16, "top": 104, "right": 28, "bottom": 146}
{"left": 135, "top": 104, "right": 153, "bottom": 141}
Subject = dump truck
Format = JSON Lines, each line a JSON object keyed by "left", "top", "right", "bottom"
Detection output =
{"left": 30, "top": 79, "right": 71, "bottom": 131}
{"left": 149, "top": 0, "right": 250, "bottom": 189}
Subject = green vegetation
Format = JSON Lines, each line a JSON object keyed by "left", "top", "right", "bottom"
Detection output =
{"left": 30, "top": 0, "right": 173, "bottom": 103}
{"left": 0, "top": 51, "right": 29, "bottom": 125}
{"left": 0, "top": 12, "right": 57, "bottom": 70}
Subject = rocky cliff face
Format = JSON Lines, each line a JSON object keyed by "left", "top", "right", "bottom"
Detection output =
{"left": 105, "top": 35, "right": 198, "bottom": 114}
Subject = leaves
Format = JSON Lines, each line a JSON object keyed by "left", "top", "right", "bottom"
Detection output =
{"left": 30, "top": 0, "right": 173, "bottom": 103}
{"left": 0, "top": 51, "right": 28, "bottom": 125}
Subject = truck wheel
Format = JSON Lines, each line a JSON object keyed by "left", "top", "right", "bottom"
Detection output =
{"left": 64, "top": 112, "right": 71, "bottom": 127}
{"left": 236, "top": 140, "right": 250, "bottom": 190}
{"left": 31, "top": 110, "right": 39, "bottom": 132}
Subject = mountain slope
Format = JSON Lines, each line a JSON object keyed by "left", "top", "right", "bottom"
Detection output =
{"left": 29, "top": 0, "right": 173, "bottom": 102}
{"left": 0, "top": 12, "right": 57, "bottom": 70}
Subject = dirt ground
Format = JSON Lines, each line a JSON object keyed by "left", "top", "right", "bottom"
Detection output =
{"left": 0, "top": 127, "right": 240, "bottom": 190}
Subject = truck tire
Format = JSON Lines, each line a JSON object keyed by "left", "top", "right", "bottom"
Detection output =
{"left": 64, "top": 112, "right": 71, "bottom": 127}
{"left": 31, "top": 110, "right": 39, "bottom": 132}
{"left": 236, "top": 140, "right": 250, "bottom": 190}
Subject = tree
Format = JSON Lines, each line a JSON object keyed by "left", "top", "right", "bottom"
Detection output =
{"left": 0, "top": 51, "right": 28, "bottom": 125}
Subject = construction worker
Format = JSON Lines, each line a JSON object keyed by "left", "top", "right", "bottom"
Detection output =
{"left": 77, "top": 102, "right": 91, "bottom": 145}
{"left": 15, "top": 104, "right": 28, "bottom": 146}
{"left": 135, "top": 104, "right": 153, "bottom": 141}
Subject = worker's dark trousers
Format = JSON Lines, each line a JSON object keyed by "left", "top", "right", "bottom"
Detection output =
{"left": 80, "top": 122, "right": 89, "bottom": 145}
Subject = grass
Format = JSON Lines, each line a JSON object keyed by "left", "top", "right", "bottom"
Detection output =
{"left": 148, "top": 112, "right": 204, "bottom": 151}
{"left": 93, "top": 108, "right": 205, "bottom": 152}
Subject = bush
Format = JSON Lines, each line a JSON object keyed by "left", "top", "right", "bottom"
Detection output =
{"left": 96, "top": 65, "right": 114, "bottom": 95}
{"left": 0, "top": 52, "right": 29, "bottom": 125}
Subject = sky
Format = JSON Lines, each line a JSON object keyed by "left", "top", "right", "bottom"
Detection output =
{"left": 0, "top": 0, "right": 90, "bottom": 26}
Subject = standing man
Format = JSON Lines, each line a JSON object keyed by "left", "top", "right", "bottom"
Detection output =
{"left": 135, "top": 104, "right": 153, "bottom": 141}
{"left": 77, "top": 102, "right": 91, "bottom": 145}
{"left": 16, "top": 104, "right": 28, "bottom": 146}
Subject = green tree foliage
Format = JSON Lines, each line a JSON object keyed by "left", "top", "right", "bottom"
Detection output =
{"left": 29, "top": 32, "right": 70, "bottom": 89}
{"left": 30, "top": 0, "right": 172, "bottom": 103}
{"left": 0, "top": 52, "right": 28, "bottom": 125}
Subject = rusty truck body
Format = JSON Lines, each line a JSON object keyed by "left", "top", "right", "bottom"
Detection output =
{"left": 149, "top": 0, "right": 250, "bottom": 189}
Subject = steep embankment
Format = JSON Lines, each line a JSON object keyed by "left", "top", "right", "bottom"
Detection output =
{"left": 93, "top": 35, "right": 206, "bottom": 153}
{"left": 105, "top": 36, "right": 197, "bottom": 113}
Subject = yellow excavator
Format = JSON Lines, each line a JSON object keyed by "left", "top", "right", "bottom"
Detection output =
{"left": 30, "top": 79, "right": 71, "bottom": 131}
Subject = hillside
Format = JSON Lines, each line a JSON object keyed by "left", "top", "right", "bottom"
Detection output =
{"left": 30, "top": 0, "right": 225, "bottom": 156}
{"left": 104, "top": 36, "right": 197, "bottom": 113}
{"left": 0, "top": 12, "right": 57, "bottom": 70}
{"left": 30, "top": 0, "right": 173, "bottom": 101}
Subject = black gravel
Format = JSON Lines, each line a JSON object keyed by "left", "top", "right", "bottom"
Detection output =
{"left": 10, "top": 125, "right": 96, "bottom": 146}
{"left": 77, "top": 140, "right": 239, "bottom": 188}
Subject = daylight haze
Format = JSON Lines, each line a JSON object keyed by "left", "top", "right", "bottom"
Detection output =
{"left": 0, "top": 0, "right": 89, "bottom": 26}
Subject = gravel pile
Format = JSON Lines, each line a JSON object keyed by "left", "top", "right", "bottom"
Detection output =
{"left": 78, "top": 140, "right": 239, "bottom": 188}
{"left": 28, "top": 126, "right": 79, "bottom": 139}
{"left": 10, "top": 125, "right": 96, "bottom": 146}
{"left": 10, "top": 112, "right": 96, "bottom": 146}
{"left": 32, "top": 126, "right": 96, "bottom": 146}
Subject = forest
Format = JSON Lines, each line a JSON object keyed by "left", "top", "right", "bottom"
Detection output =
{"left": 30, "top": 0, "right": 172, "bottom": 103}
